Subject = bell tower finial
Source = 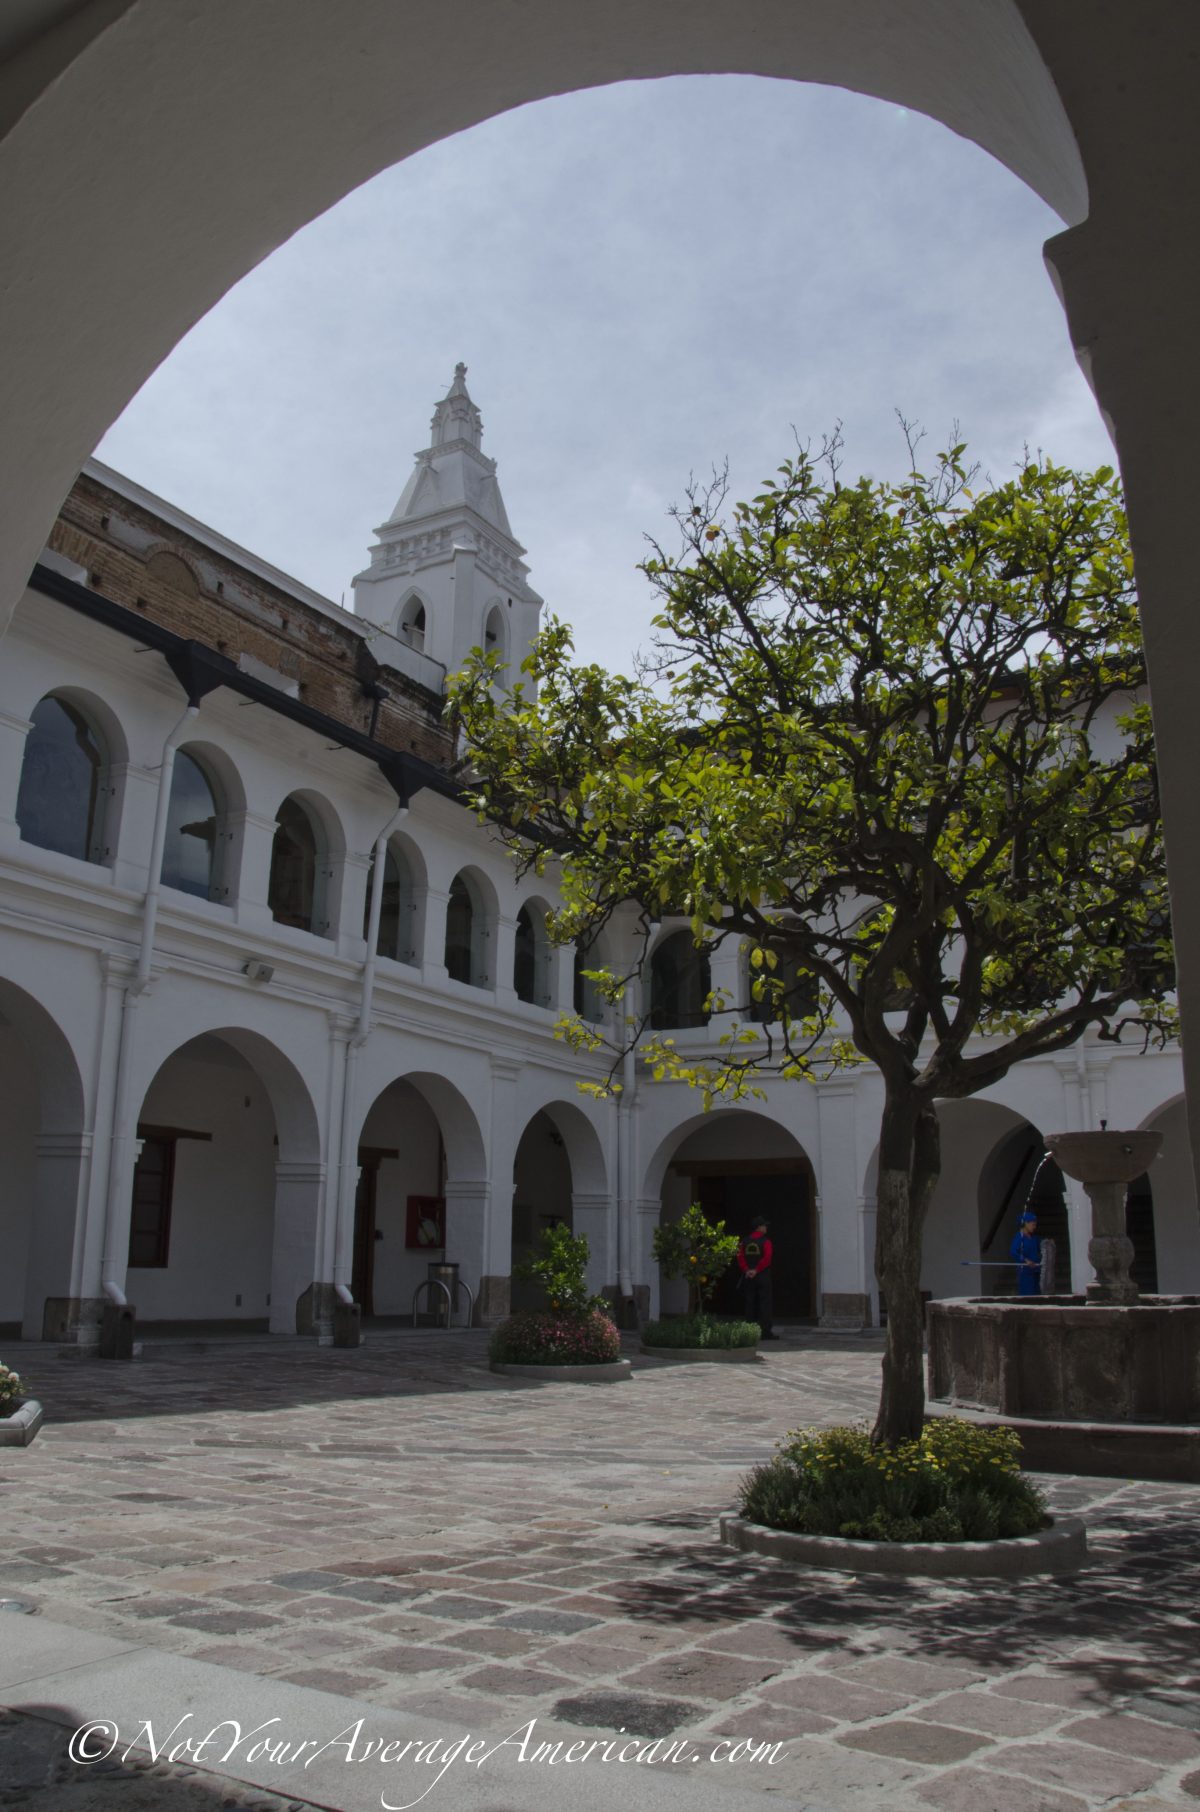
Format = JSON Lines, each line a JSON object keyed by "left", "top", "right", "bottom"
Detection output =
{"left": 430, "top": 364, "right": 482, "bottom": 450}
{"left": 351, "top": 366, "right": 544, "bottom": 683}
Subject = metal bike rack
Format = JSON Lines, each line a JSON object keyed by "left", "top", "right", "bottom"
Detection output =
{"left": 411, "top": 1265, "right": 475, "bottom": 1329}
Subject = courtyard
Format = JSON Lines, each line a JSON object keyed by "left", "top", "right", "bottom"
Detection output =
{"left": 3, "top": 1330, "right": 1200, "bottom": 1810}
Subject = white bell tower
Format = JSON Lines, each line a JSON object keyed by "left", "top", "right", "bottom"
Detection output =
{"left": 351, "top": 365, "right": 543, "bottom": 684}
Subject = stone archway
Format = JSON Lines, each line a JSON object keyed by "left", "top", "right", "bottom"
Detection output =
{"left": 124, "top": 1027, "right": 323, "bottom": 1335}
{"left": 644, "top": 1110, "right": 816, "bottom": 1322}
{"left": 0, "top": 978, "right": 89, "bottom": 1342}
{"left": 4, "top": 5, "right": 1200, "bottom": 1220}
{"left": 351, "top": 1069, "right": 489, "bottom": 1320}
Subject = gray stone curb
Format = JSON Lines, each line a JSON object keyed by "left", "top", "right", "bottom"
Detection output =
{"left": 489, "top": 1358, "right": 633, "bottom": 1382}
{"left": 719, "top": 1511, "right": 1088, "bottom": 1576}
{"left": 0, "top": 1399, "right": 43, "bottom": 1446}
{"left": 639, "top": 1344, "right": 763, "bottom": 1363}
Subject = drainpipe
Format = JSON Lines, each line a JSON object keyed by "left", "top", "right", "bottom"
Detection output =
{"left": 332, "top": 802, "right": 408, "bottom": 1298}
{"left": 617, "top": 1039, "right": 637, "bottom": 1301}
{"left": 99, "top": 702, "right": 199, "bottom": 1301}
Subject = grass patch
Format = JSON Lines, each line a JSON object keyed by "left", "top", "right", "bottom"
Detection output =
{"left": 642, "top": 1313, "right": 760, "bottom": 1350}
{"left": 739, "top": 1419, "right": 1050, "bottom": 1542}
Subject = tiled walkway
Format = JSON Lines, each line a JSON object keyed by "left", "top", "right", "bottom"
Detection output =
{"left": 4, "top": 1329, "right": 1200, "bottom": 1810}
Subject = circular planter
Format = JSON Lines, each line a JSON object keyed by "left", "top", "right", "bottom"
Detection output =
{"left": 719, "top": 1511, "right": 1086, "bottom": 1577}
{"left": 0, "top": 1401, "right": 44, "bottom": 1448}
{"left": 490, "top": 1360, "right": 633, "bottom": 1383}
{"left": 640, "top": 1344, "right": 763, "bottom": 1363}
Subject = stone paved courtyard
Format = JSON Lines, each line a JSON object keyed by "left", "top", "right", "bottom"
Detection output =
{"left": 4, "top": 1328, "right": 1200, "bottom": 1811}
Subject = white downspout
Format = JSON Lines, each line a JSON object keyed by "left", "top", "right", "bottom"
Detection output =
{"left": 100, "top": 702, "right": 199, "bottom": 1302}
{"left": 332, "top": 802, "right": 408, "bottom": 1299}
{"left": 617, "top": 1040, "right": 637, "bottom": 1300}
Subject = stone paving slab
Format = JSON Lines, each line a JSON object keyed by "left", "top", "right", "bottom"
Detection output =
{"left": 2, "top": 1328, "right": 1200, "bottom": 1810}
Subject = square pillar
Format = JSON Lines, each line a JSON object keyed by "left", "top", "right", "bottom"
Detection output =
{"left": 271, "top": 1159, "right": 326, "bottom": 1334}
{"left": 816, "top": 1081, "right": 869, "bottom": 1327}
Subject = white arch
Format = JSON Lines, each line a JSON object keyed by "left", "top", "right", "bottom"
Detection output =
{"left": 0, "top": 6, "right": 1090, "bottom": 612}
{"left": 132, "top": 1023, "right": 323, "bottom": 1164}
{"left": 641, "top": 1104, "right": 813, "bottom": 1202}
{"left": 518, "top": 1095, "right": 610, "bottom": 1198}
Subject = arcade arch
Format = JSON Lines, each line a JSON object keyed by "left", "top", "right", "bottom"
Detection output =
{"left": 648, "top": 1110, "right": 816, "bottom": 1322}
{"left": 510, "top": 1099, "right": 610, "bottom": 1311}
{"left": 125, "top": 1027, "right": 322, "bottom": 1333}
{"left": 351, "top": 1070, "right": 488, "bottom": 1318}
{"left": 0, "top": 979, "right": 88, "bottom": 1341}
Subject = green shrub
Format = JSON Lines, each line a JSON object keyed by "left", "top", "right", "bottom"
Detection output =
{"left": 0, "top": 1362, "right": 23, "bottom": 1415}
{"left": 516, "top": 1222, "right": 607, "bottom": 1315}
{"left": 642, "top": 1313, "right": 760, "bottom": 1349}
{"left": 652, "top": 1203, "right": 740, "bottom": 1313}
{"left": 738, "top": 1419, "right": 1049, "bottom": 1543}
{"left": 489, "top": 1308, "right": 621, "bottom": 1367}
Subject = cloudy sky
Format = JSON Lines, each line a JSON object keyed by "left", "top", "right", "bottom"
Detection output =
{"left": 96, "top": 75, "right": 1112, "bottom": 674}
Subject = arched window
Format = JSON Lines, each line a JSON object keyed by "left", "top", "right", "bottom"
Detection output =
{"left": 748, "top": 942, "right": 820, "bottom": 1025}
{"left": 514, "top": 903, "right": 551, "bottom": 1006}
{"left": 445, "top": 875, "right": 476, "bottom": 984}
{"left": 574, "top": 945, "right": 604, "bottom": 1022}
{"left": 484, "top": 603, "right": 506, "bottom": 662}
{"left": 269, "top": 796, "right": 323, "bottom": 933}
{"left": 364, "top": 840, "right": 418, "bottom": 964}
{"left": 400, "top": 596, "right": 426, "bottom": 654}
{"left": 160, "top": 748, "right": 220, "bottom": 899}
{"left": 445, "top": 871, "right": 489, "bottom": 987}
{"left": 649, "top": 931, "right": 711, "bottom": 1031}
{"left": 16, "top": 693, "right": 109, "bottom": 863}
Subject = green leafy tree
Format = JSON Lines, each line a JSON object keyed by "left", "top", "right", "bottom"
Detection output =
{"left": 652, "top": 1201, "right": 741, "bottom": 1313}
{"left": 450, "top": 433, "right": 1174, "bottom": 1446}
{"left": 517, "top": 1221, "right": 607, "bottom": 1316}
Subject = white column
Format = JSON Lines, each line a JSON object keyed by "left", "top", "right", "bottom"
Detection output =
{"left": 571, "top": 1191, "right": 611, "bottom": 1296}
{"left": 108, "top": 761, "right": 158, "bottom": 892}
{"left": 421, "top": 885, "right": 450, "bottom": 980}
{"left": 552, "top": 943, "right": 575, "bottom": 1016}
{"left": 708, "top": 940, "right": 743, "bottom": 1036}
{"left": 231, "top": 809, "right": 281, "bottom": 926}
{"left": 479, "top": 1057, "right": 520, "bottom": 1322}
{"left": 444, "top": 1179, "right": 489, "bottom": 1321}
{"left": 493, "top": 913, "right": 518, "bottom": 1007}
{"left": 636, "top": 1196, "right": 661, "bottom": 1317}
{"left": 0, "top": 708, "right": 32, "bottom": 848}
{"left": 816, "top": 1080, "right": 868, "bottom": 1326}
{"left": 272, "top": 1159, "right": 326, "bottom": 1335}
{"left": 24, "top": 1131, "right": 96, "bottom": 1342}
{"left": 334, "top": 850, "right": 371, "bottom": 952}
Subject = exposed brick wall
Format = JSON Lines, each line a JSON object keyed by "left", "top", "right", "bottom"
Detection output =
{"left": 48, "top": 474, "right": 455, "bottom": 772}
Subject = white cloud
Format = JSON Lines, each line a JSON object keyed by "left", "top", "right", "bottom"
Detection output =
{"left": 96, "top": 75, "right": 1113, "bottom": 671}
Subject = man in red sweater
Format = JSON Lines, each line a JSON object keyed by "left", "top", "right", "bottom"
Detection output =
{"left": 737, "top": 1218, "right": 779, "bottom": 1339}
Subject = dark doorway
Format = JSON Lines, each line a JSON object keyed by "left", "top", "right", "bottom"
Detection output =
{"left": 353, "top": 1147, "right": 396, "bottom": 1315}
{"left": 683, "top": 1165, "right": 813, "bottom": 1320}
{"left": 1126, "top": 1172, "right": 1159, "bottom": 1293}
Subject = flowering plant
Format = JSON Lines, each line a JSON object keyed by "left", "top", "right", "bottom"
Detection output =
{"left": 0, "top": 1362, "right": 24, "bottom": 1415}
{"left": 739, "top": 1418, "right": 1048, "bottom": 1542}
{"left": 489, "top": 1308, "right": 620, "bottom": 1367}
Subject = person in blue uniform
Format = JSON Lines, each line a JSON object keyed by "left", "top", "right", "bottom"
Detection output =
{"left": 1009, "top": 1210, "right": 1042, "bottom": 1296}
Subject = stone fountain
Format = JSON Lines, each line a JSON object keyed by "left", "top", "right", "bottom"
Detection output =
{"left": 927, "top": 1126, "right": 1200, "bottom": 1481}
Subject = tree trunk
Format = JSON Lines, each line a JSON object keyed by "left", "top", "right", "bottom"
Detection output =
{"left": 872, "top": 1095, "right": 941, "bottom": 1447}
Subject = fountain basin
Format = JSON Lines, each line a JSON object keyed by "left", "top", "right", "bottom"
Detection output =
{"left": 927, "top": 1295, "right": 1200, "bottom": 1424}
{"left": 1043, "top": 1129, "right": 1162, "bottom": 1184}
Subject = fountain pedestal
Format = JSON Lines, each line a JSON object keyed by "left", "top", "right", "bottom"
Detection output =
{"left": 927, "top": 1129, "right": 1200, "bottom": 1481}
{"left": 1043, "top": 1129, "right": 1162, "bottom": 1305}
